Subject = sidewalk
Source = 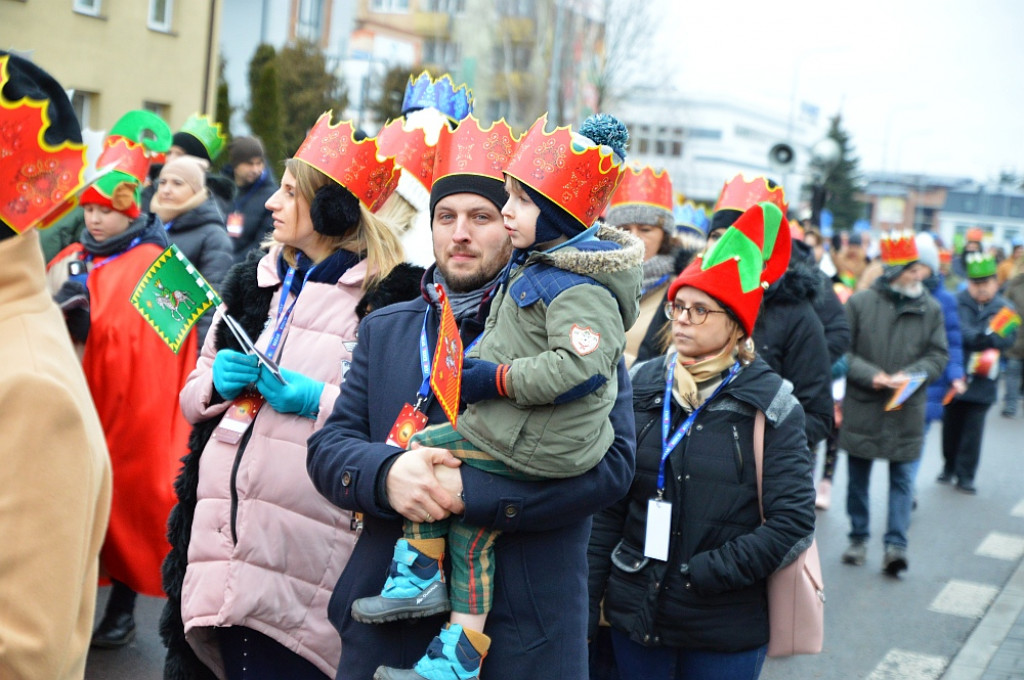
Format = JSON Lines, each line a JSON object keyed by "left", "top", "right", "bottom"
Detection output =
{"left": 944, "top": 556, "right": 1024, "bottom": 679}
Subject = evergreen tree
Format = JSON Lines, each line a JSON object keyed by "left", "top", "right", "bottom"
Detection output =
{"left": 808, "top": 114, "right": 864, "bottom": 232}
{"left": 247, "top": 60, "right": 286, "bottom": 176}
{"left": 368, "top": 65, "right": 440, "bottom": 128}
{"left": 275, "top": 40, "right": 348, "bottom": 156}
{"left": 214, "top": 55, "right": 233, "bottom": 169}
{"left": 247, "top": 44, "right": 277, "bottom": 110}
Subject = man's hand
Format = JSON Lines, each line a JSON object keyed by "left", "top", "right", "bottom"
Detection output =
{"left": 872, "top": 372, "right": 894, "bottom": 390}
{"left": 386, "top": 446, "right": 462, "bottom": 523}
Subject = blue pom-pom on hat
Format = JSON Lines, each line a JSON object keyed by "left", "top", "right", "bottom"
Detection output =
{"left": 577, "top": 113, "right": 629, "bottom": 160}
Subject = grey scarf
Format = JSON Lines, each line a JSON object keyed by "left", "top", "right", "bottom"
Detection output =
{"left": 428, "top": 267, "right": 502, "bottom": 322}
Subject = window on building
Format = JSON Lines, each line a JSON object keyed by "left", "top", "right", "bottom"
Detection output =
{"left": 71, "top": 90, "right": 94, "bottom": 128}
{"left": 148, "top": 0, "right": 173, "bottom": 32}
{"left": 73, "top": 0, "right": 101, "bottom": 16}
{"left": 425, "top": 0, "right": 465, "bottom": 12}
{"left": 687, "top": 127, "right": 722, "bottom": 140}
{"left": 296, "top": 0, "right": 325, "bottom": 42}
{"left": 371, "top": 0, "right": 409, "bottom": 12}
{"left": 497, "top": 0, "right": 535, "bottom": 17}
{"left": 142, "top": 101, "right": 170, "bottom": 129}
{"left": 423, "top": 38, "right": 461, "bottom": 67}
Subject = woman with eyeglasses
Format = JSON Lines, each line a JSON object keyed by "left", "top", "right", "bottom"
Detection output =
{"left": 587, "top": 203, "right": 816, "bottom": 680}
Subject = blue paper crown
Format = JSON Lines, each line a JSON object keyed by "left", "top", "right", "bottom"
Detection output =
{"left": 674, "top": 202, "right": 710, "bottom": 236}
{"left": 401, "top": 71, "right": 473, "bottom": 121}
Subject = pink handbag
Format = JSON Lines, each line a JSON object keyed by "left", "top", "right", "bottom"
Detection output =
{"left": 753, "top": 411, "right": 825, "bottom": 657}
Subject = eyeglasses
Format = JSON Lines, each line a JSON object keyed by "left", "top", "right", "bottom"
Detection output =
{"left": 663, "top": 301, "right": 729, "bottom": 325}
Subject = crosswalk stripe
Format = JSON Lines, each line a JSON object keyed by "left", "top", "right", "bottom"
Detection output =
{"left": 975, "top": 532, "right": 1024, "bottom": 561}
{"left": 929, "top": 580, "right": 999, "bottom": 619}
{"left": 866, "top": 648, "right": 947, "bottom": 680}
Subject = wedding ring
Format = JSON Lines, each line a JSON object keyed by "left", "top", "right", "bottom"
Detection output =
{"left": 424, "top": 513, "right": 433, "bottom": 522}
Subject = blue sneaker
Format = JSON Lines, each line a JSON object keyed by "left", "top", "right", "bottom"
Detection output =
{"left": 352, "top": 539, "right": 450, "bottom": 624}
{"left": 373, "top": 624, "right": 486, "bottom": 680}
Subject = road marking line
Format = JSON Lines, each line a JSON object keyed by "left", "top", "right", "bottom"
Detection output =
{"left": 929, "top": 580, "right": 999, "bottom": 619}
{"left": 1011, "top": 499, "right": 1024, "bottom": 518}
{"left": 866, "top": 648, "right": 947, "bottom": 679}
{"left": 976, "top": 532, "right": 1024, "bottom": 561}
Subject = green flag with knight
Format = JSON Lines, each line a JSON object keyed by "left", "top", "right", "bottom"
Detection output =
{"left": 130, "top": 244, "right": 221, "bottom": 353}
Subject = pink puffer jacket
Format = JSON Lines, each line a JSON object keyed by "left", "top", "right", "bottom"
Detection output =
{"left": 179, "top": 247, "right": 365, "bottom": 677}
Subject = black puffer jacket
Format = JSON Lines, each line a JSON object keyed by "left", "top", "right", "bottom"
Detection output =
{"left": 162, "top": 196, "right": 233, "bottom": 347}
{"left": 588, "top": 355, "right": 815, "bottom": 653}
{"left": 792, "top": 240, "right": 851, "bottom": 365}
{"left": 753, "top": 265, "right": 834, "bottom": 447}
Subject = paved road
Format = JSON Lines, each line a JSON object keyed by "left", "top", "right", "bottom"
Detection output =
{"left": 86, "top": 409, "right": 1024, "bottom": 680}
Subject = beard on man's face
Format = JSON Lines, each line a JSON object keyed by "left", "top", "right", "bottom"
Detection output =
{"left": 438, "top": 242, "right": 513, "bottom": 294}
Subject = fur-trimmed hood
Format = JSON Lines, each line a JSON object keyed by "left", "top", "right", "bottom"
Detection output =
{"left": 534, "top": 224, "right": 644, "bottom": 322}
{"left": 765, "top": 262, "right": 820, "bottom": 307}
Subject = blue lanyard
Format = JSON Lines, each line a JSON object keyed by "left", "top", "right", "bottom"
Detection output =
{"left": 415, "top": 306, "right": 481, "bottom": 408}
{"left": 163, "top": 220, "right": 174, "bottom": 231}
{"left": 642, "top": 273, "right": 670, "bottom": 297}
{"left": 83, "top": 236, "right": 142, "bottom": 274}
{"left": 657, "top": 354, "right": 741, "bottom": 495}
{"left": 264, "top": 262, "right": 313, "bottom": 362}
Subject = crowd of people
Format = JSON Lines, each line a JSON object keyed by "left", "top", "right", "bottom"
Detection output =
{"left": 2, "top": 51, "right": 1021, "bottom": 680}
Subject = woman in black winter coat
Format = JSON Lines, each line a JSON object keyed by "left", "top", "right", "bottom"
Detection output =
{"left": 149, "top": 155, "right": 234, "bottom": 348}
{"left": 588, "top": 203, "right": 816, "bottom": 680}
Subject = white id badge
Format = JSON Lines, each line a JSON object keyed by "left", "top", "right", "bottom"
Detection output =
{"left": 644, "top": 498, "right": 672, "bottom": 561}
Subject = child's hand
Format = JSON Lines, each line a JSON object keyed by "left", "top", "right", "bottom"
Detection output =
{"left": 460, "top": 358, "right": 510, "bottom": 403}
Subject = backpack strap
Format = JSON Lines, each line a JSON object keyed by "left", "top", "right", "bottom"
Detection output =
{"left": 752, "top": 409, "right": 767, "bottom": 524}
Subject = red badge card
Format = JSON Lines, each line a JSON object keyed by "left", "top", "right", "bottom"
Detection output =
{"left": 386, "top": 403, "right": 429, "bottom": 448}
{"left": 214, "top": 391, "right": 265, "bottom": 445}
{"left": 430, "top": 284, "right": 463, "bottom": 427}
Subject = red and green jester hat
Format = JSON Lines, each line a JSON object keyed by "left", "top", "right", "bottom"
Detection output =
{"left": 667, "top": 201, "right": 790, "bottom": 337}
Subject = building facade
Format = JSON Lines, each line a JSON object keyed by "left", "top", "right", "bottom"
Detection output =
{"left": 219, "top": 0, "right": 354, "bottom": 133}
{"left": 3, "top": 0, "right": 221, "bottom": 132}
{"left": 345, "top": 0, "right": 604, "bottom": 133}
{"left": 613, "top": 88, "right": 829, "bottom": 207}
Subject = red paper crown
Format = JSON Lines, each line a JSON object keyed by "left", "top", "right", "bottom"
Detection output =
{"left": 668, "top": 203, "right": 787, "bottom": 335}
{"left": 713, "top": 174, "right": 788, "bottom": 216}
{"left": 879, "top": 230, "right": 918, "bottom": 266}
{"left": 376, "top": 117, "right": 438, "bottom": 192}
{"left": 97, "top": 135, "right": 151, "bottom": 183}
{"left": 293, "top": 112, "right": 400, "bottom": 213}
{"left": 609, "top": 164, "right": 673, "bottom": 211}
{"left": 504, "top": 114, "right": 624, "bottom": 228}
{"left": 433, "top": 115, "right": 518, "bottom": 183}
{"left": 0, "top": 55, "right": 88, "bottom": 233}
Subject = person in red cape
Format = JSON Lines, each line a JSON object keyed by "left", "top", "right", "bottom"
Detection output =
{"left": 46, "top": 119, "right": 195, "bottom": 649}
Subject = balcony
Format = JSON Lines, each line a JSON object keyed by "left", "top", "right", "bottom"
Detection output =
{"left": 499, "top": 16, "right": 535, "bottom": 44}
{"left": 414, "top": 11, "right": 451, "bottom": 38}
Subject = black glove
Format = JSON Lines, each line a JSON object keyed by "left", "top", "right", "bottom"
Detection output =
{"left": 460, "top": 358, "right": 510, "bottom": 403}
{"left": 54, "top": 280, "right": 90, "bottom": 343}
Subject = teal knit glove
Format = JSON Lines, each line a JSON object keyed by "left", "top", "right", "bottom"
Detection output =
{"left": 256, "top": 366, "right": 324, "bottom": 419}
{"left": 212, "top": 349, "right": 260, "bottom": 400}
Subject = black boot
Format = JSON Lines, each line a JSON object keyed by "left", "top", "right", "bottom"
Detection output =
{"left": 91, "top": 581, "right": 137, "bottom": 649}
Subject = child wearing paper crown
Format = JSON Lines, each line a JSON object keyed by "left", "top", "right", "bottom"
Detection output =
{"left": 45, "top": 116, "right": 198, "bottom": 649}
{"left": 353, "top": 113, "right": 643, "bottom": 680}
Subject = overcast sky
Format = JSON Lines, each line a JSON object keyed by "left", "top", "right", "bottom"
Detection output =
{"left": 656, "top": 0, "right": 1024, "bottom": 182}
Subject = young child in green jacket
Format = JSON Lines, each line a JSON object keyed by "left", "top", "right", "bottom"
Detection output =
{"left": 354, "top": 114, "right": 643, "bottom": 680}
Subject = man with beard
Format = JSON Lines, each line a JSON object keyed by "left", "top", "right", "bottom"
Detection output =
{"left": 840, "top": 231, "right": 947, "bottom": 577}
{"left": 307, "top": 117, "right": 636, "bottom": 680}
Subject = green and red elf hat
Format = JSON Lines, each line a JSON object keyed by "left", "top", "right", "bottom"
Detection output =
{"left": 667, "top": 201, "right": 790, "bottom": 336}
{"left": 81, "top": 110, "right": 172, "bottom": 218}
